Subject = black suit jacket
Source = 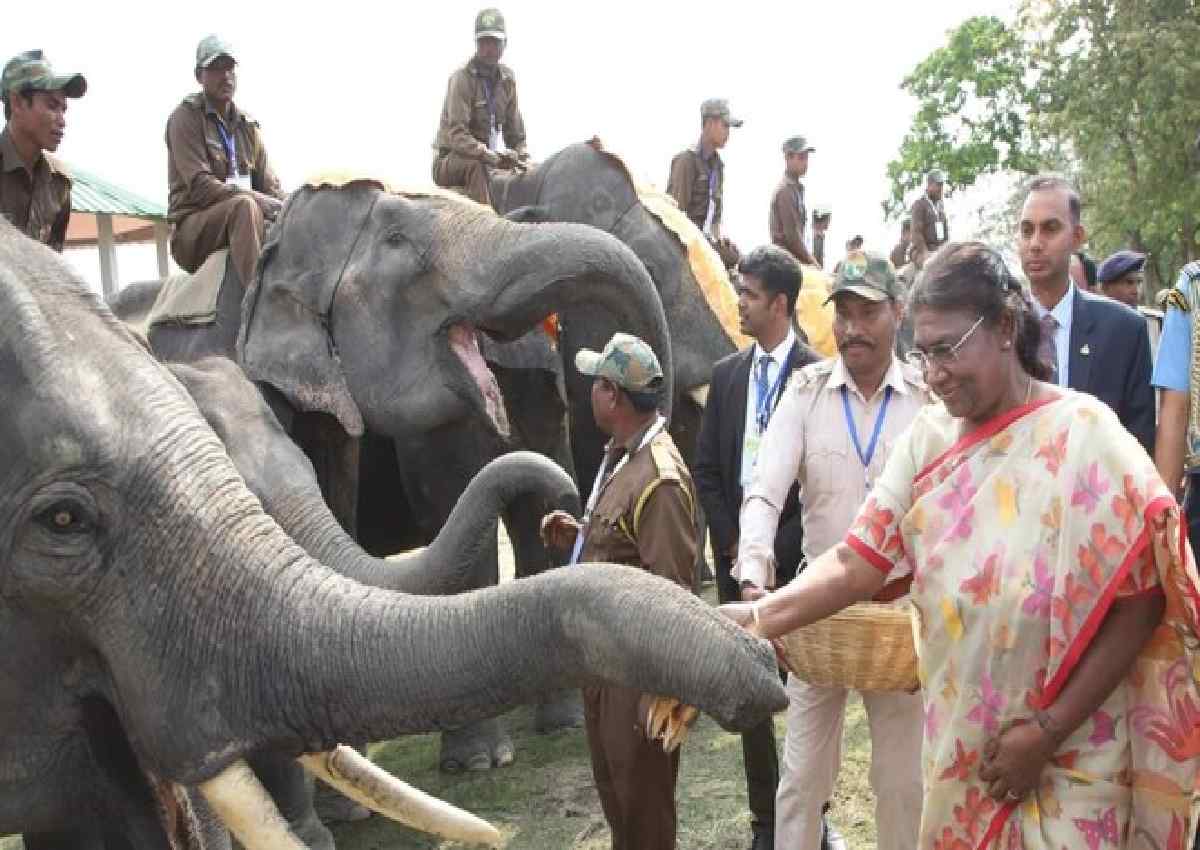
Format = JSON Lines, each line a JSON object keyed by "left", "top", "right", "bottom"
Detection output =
{"left": 1066, "top": 286, "right": 1155, "bottom": 455}
{"left": 694, "top": 338, "right": 820, "bottom": 581}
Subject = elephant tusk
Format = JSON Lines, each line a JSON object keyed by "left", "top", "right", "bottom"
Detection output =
{"left": 687, "top": 384, "right": 710, "bottom": 408}
{"left": 197, "top": 758, "right": 307, "bottom": 850}
{"left": 298, "top": 745, "right": 502, "bottom": 847}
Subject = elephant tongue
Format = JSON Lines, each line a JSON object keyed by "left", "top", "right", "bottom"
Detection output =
{"left": 449, "top": 324, "right": 511, "bottom": 438}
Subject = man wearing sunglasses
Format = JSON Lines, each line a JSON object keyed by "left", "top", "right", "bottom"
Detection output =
{"left": 735, "top": 251, "right": 929, "bottom": 850}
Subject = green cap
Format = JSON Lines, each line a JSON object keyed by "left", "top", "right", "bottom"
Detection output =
{"left": 782, "top": 135, "right": 815, "bottom": 154}
{"left": 701, "top": 98, "right": 743, "bottom": 128}
{"left": 195, "top": 35, "right": 236, "bottom": 69}
{"left": 826, "top": 250, "right": 900, "bottom": 303}
{"left": 1, "top": 50, "right": 86, "bottom": 103}
{"left": 475, "top": 8, "right": 507, "bottom": 40}
{"left": 575, "top": 332, "right": 664, "bottom": 392}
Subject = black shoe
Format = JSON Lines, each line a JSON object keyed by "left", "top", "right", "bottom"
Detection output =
{"left": 749, "top": 827, "right": 774, "bottom": 850}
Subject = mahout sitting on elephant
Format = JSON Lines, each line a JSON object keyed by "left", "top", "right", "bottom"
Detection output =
{"left": 0, "top": 222, "right": 784, "bottom": 847}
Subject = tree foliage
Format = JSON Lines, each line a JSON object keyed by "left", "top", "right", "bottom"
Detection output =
{"left": 888, "top": 1, "right": 1200, "bottom": 294}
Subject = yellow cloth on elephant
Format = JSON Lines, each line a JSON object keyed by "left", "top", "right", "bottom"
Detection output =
{"left": 794, "top": 265, "right": 836, "bottom": 357}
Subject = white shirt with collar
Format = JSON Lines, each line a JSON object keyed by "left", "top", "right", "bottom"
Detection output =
{"left": 734, "top": 354, "right": 931, "bottom": 589}
{"left": 740, "top": 329, "right": 796, "bottom": 489}
{"left": 1032, "top": 281, "right": 1075, "bottom": 388}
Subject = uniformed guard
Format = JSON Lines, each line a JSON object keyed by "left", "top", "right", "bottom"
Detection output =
{"left": 432, "top": 7, "right": 529, "bottom": 206}
{"left": 812, "top": 205, "right": 832, "bottom": 270}
{"left": 1097, "top": 249, "right": 1146, "bottom": 309}
{"left": 165, "top": 35, "right": 284, "bottom": 290}
{"left": 908, "top": 168, "right": 948, "bottom": 269}
{"left": 769, "top": 135, "right": 818, "bottom": 266}
{"left": 0, "top": 50, "right": 86, "bottom": 252}
{"left": 541, "top": 332, "right": 698, "bottom": 850}
{"left": 889, "top": 214, "right": 911, "bottom": 271}
{"left": 1152, "top": 261, "right": 1200, "bottom": 563}
{"left": 667, "top": 98, "right": 743, "bottom": 268}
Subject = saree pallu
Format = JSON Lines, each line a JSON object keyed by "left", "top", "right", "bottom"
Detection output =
{"left": 845, "top": 391, "right": 1200, "bottom": 850}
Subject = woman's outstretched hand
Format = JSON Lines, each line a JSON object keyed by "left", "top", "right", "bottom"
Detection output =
{"left": 718, "top": 601, "right": 757, "bottom": 634}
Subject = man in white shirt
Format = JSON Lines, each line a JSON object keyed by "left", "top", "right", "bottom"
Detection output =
{"left": 735, "top": 251, "right": 928, "bottom": 850}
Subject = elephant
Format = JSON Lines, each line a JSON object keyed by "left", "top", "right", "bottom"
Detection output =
{"left": 0, "top": 222, "right": 785, "bottom": 846}
{"left": 109, "top": 176, "right": 676, "bottom": 767}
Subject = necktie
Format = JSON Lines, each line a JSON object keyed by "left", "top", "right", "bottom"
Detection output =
{"left": 756, "top": 354, "right": 773, "bottom": 412}
{"left": 1039, "top": 314, "right": 1059, "bottom": 383}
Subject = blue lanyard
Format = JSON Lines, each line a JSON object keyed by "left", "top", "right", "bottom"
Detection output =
{"left": 481, "top": 77, "right": 497, "bottom": 128}
{"left": 841, "top": 385, "right": 893, "bottom": 475}
{"left": 216, "top": 121, "right": 237, "bottom": 177}
{"left": 755, "top": 356, "right": 788, "bottom": 434}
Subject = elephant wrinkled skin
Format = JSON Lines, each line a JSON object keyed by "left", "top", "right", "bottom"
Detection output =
{"left": 0, "top": 223, "right": 785, "bottom": 847}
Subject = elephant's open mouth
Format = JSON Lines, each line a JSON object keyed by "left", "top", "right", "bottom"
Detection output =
{"left": 448, "top": 323, "right": 511, "bottom": 438}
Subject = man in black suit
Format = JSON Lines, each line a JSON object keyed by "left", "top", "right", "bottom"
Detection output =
{"left": 1018, "top": 176, "right": 1155, "bottom": 454}
{"left": 694, "top": 245, "right": 821, "bottom": 850}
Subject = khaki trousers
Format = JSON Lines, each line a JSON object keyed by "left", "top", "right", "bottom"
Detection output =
{"left": 583, "top": 684, "right": 679, "bottom": 850}
{"left": 776, "top": 674, "right": 923, "bottom": 850}
{"left": 431, "top": 151, "right": 492, "bottom": 206}
{"left": 170, "top": 193, "right": 265, "bottom": 290}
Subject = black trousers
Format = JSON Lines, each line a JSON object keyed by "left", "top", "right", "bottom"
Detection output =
{"left": 716, "top": 551, "right": 779, "bottom": 833}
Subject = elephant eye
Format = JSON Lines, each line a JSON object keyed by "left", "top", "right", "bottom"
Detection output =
{"left": 36, "top": 501, "right": 92, "bottom": 535}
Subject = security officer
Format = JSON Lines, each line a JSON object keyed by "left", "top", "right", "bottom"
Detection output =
{"left": 1097, "top": 249, "right": 1146, "bottom": 309}
{"left": 432, "top": 7, "right": 529, "bottom": 205}
{"left": 541, "top": 333, "right": 698, "bottom": 850}
{"left": 165, "top": 35, "right": 284, "bottom": 290}
{"left": 769, "top": 135, "right": 818, "bottom": 266}
{"left": 908, "top": 168, "right": 948, "bottom": 269}
{"left": 889, "top": 214, "right": 911, "bottom": 271}
{"left": 812, "top": 206, "right": 832, "bottom": 269}
{"left": 668, "top": 98, "right": 743, "bottom": 268}
{"left": 0, "top": 50, "right": 86, "bottom": 252}
{"left": 1152, "top": 261, "right": 1200, "bottom": 565}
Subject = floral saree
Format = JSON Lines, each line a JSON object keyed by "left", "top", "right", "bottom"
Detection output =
{"left": 845, "top": 391, "right": 1200, "bottom": 850}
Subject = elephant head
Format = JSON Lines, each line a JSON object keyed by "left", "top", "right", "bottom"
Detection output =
{"left": 0, "top": 223, "right": 783, "bottom": 844}
{"left": 237, "top": 178, "right": 674, "bottom": 442}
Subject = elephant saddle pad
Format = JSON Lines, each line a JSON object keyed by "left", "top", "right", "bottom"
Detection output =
{"left": 145, "top": 249, "right": 229, "bottom": 330}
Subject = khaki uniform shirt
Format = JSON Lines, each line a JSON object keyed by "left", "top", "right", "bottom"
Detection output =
{"left": 433, "top": 59, "right": 527, "bottom": 160}
{"left": 769, "top": 174, "right": 811, "bottom": 263}
{"left": 0, "top": 127, "right": 72, "bottom": 252}
{"left": 734, "top": 357, "right": 931, "bottom": 589}
{"left": 165, "top": 93, "right": 282, "bottom": 223}
{"left": 580, "top": 423, "right": 698, "bottom": 589}
{"left": 909, "top": 194, "right": 948, "bottom": 268}
{"left": 667, "top": 141, "right": 724, "bottom": 239}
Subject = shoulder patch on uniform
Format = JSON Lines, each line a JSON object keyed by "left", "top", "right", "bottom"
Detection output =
{"left": 899, "top": 361, "right": 927, "bottom": 392}
{"left": 649, "top": 438, "right": 681, "bottom": 481}
{"left": 1163, "top": 288, "right": 1191, "bottom": 312}
{"left": 790, "top": 359, "right": 833, "bottom": 393}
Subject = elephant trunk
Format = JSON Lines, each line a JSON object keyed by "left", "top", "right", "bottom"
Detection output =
{"left": 279, "top": 451, "right": 576, "bottom": 594}
{"left": 477, "top": 221, "right": 674, "bottom": 418}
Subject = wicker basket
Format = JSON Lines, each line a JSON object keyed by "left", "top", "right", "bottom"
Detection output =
{"left": 778, "top": 602, "right": 920, "bottom": 692}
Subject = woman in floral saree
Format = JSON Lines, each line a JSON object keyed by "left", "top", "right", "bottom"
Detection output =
{"left": 725, "top": 243, "right": 1200, "bottom": 850}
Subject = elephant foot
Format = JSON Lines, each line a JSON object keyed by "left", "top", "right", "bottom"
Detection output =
{"left": 439, "top": 717, "right": 515, "bottom": 773}
{"left": 535, "top": 689, "right": 585, "bottom": 733}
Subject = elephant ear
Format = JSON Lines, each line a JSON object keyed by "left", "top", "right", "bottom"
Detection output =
{"left": 237, "top": 182, "right": 381, "bottom": 438}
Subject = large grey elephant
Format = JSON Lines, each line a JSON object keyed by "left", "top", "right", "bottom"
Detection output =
{"left": 0, "top": 224, "right": 784, "bottom": 845}
{"left": 109, "top": 178, "right": 676, "bottom": 766}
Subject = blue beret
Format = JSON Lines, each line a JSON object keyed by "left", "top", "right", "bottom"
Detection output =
{"left": 1097, "top": 250, "right": 1146, "bottom": 283}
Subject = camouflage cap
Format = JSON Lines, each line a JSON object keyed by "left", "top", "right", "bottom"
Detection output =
{"left": 826, "top": 250, "right": 900, "bottom": 303}
{"left": 700, "top": 98, "right": 743, "bottom": 128}
{"left": 195, "top": 35, "right": 236, "bottom": 69}
{"left": 782, "top": 135, "right": 815, "bottom": 154}
{"left": 926, "top": 168, "right": 947, "bottom": 184}
{"left": 812, "top": 204, "right": 832, "bottom": 218}
{"left": 475, "top": 8, "right": 507, "bottom": 40}
{"left": 575, "top": 332, "right": 664, "bottom": 392}
{"left": 1, "top": 50, "right": 86, "bottom": 103}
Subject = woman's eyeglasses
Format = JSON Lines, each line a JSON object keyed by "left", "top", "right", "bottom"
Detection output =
{"left": 905, "top": 315, "right": 985, "bottom": 373}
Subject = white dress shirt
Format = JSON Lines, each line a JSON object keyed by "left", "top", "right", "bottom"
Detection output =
{"left": 740, "top": 329, "right": 796, "bottom": 489}
{"left": 1033, "top": 281, "right": 1075, "bottom": 388}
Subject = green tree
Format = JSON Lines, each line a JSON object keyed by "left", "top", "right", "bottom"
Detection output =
{"left": 888, "top": 1, "right": 1200, "bottom": 296}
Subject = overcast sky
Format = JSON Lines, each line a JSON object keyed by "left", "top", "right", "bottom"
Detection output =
{"left": 7, "top": 0, "right": 1014, "bottom": 290}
